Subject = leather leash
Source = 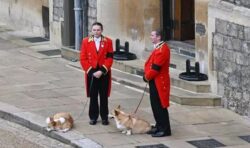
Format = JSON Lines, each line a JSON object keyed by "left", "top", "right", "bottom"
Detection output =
{"left": 133, "top": 83, "right": 148, "bottom": 114}
{"left": 75, "top": 76, "right": 94, "bottom": 121}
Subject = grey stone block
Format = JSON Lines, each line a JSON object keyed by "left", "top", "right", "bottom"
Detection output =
{"left": 245, "top": 27, "right": 250, "bottom": 41}
{"left": 213, "top": 34, "right": 224, "bottom": 47}
{"left": 223, "top": 37, "right": 234, "bottom": 50}
{"left": 232, "top": 38, "right": 242, "bottom": 51}
{"left": 71, "top": 138, "right": 102, "bottom": 148}
{"left": 228, "top": 73, "right": 241, "bottom": 88}
{"left": 54, "top": 0, "right": 64, "bottom": 8}
{"left": 217, "top": 71, "right": 228, "bottom": 84}
{"left": 223, "top": 0, "right": 235, "bottom": 4}
{"left": 235, "top": 52, "right": 247, "bottom": 65}
{"left": 213, "top": 46, "right": 224, "bottom": 59}
{"left": 88, "top": 0, "right": 97, "bottom": 8}
{"left": 236, "top": 0, "right": 250, "bottom": 8}
{"left": 223, "top": 50, "right": 235, "bottom": 63}
{"left": 88, "top": 7, "right": 97, "bottom": 18}
{"left": 227, "top": 23, "right": 238, "bottom": 37}
{"left": 215, "top": 19, "right": 228, "bottom": 35}
{"left": 242, "top": 41, "right": 250, "bottom": 54}
{"left": 238, "top": 25, "right": 245, "bottom": 39}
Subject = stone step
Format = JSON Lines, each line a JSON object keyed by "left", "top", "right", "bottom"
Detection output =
{"left": 170, "top": 52, "right": 195, "bottom": 71}
{"left": 67, "top": 61, "right": 221, "bottom": 106}
{"left": 61, "top": 40, "right": 196, "bottom": 71}
{"left": 170, "top": 68, "right": 211, "bottom": 93}
{"left": 110, "top": 67, "right": 221, "bottom": 106}
{"left": 113, "top": 60, "right": 211, "bottom": 93}
{"left": 170, "top": 86, "right": 221, "bottom": 106}
{"left": 168, "top": 40, "right": 196, "bottom": 71}
{"left": 167, "top": 40, "right": 195, "bottom": 58}
{"left": 143, "top": 50, "right": 195, "bottom": 71}
{"left": 111, "top": 68, "right": 221, "bottom": 106}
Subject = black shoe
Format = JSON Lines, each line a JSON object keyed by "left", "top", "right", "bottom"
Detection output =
{"left": 151, "top": 131, "right": 171, "bottom": 137}
{"left": 102, "top": 120, "right": 109, "bottom": 125}
{"left": 147, "top": 126, "right": 158, "bottom": 135}
{"left": 89, "top": 120, "right": 97, "bottom": 125}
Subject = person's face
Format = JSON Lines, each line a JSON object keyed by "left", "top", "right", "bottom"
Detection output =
{"left": 150, "top": 31, "right": 160, "bottom": 44}
{"left": 91, "top": 25, "right": 103, "bottom": 38}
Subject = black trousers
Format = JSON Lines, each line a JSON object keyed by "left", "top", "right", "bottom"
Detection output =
{"left": 88, "top": 73, "right": 109, "bottom": 121}
{"left": 149, "top": 80, "right": 171, "bottom": 134}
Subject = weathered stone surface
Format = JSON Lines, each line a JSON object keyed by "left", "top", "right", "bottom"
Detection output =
{"left": 213, "top": 33, "right": 224, "bottom": 47}
{"left": 245, "top": 27, "right": 250, "bottom": 41}
{"left": 196, "top": 23, "right": 206, "bottom": 36}
{"left": 242, "top": 41, "right": 250, "bottom": 54}
{"left": 88, "top": 0, "right": 97, "bottom": 8}
{"left": 87, "top": 0, "right": 97, "bottom": 34}
{"left": 236, "top": 0, "right": 250, "bottom": 8}
{"left": 54, "top": 0, "right": 63, "bottom": 8}
{"left": 227, "top": 23, "right": 238, "bottom": 37}
{"left": 216, "top": 19, "right": 228, "bottom": 35}
{"left": 213, "top": 17, "right": 250, "bottom": 115}
{"left": 223, "top": 37, "right": 234, "bottom": 50}
{"left": 88, "top": 7, "right": 97, "bottom": 18}
{"left": 223, "top": 0, "right": 235, "bottom": 3}
{"left": 223, "top": 0, "right": 250, "bottom": 8}
{"left": 53, "top": 0, "right": 64, "bottom": 22}
{"left": 232, "top": 38, "right": 242, "bottom": 51}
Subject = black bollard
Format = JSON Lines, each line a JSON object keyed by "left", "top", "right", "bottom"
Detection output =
{"left": 114, "top": 38, "right": 137, "bottom": 60}
{"left": 179, "top": 60, "right": 208, "bottom": 81}
{"left": 124, "top": 42, "right": 129, "bottom": 53}
{"left": 186, "top": 59, "right": 191, "bottom": 74}
{"left": 115, "top": 39, "right": 120, "bottom": 52}
{"left": 195, "top": 62, "right": 200, "bottom": 78}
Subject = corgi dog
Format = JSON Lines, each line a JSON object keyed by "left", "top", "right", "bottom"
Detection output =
{"left": 110, "top": 105, "right": 151, "bottom": 135}
{"left": 46, "top": 112, "right": 74, "bottom": 132}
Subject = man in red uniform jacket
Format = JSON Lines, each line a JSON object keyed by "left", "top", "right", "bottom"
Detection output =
{"left": 80, "top": 22, "right": 113, "bottom": 125}
{"left": 143, "top": 29, "right": 171, "bottom": 137}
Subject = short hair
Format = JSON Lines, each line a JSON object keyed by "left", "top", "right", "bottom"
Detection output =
{"left": 154, "top": 29, "right": 163, "bottom": 39}
{"left": 92, "top": 22, "right": 103, "bottom": 30}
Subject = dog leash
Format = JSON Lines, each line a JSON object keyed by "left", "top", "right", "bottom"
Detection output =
{"left": 133, "top": 83, "right": 148, "bottom": 114}
{"left": 74, "top": 76, "right": 94, "bottom": 121}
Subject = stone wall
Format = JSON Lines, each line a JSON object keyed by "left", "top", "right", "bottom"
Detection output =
{"left": 213, "top": 18, "right": 250, "bottom": 115}
{"left": 0, "top": 0, "right": 47, "bottom": 36}
{"left": 222, "top": 0, "right": 250, "bottom": 8}
{"left": 88, "top": 0, "right": 97, "bottom": 33}
{"left": 53, "top": 0, "right": 64, "bottom": 22}
{"left": 209, "top": 0, "right": 250, "bottom": 115}
{"left": 97, "top": 0, "right": 161, "bottom": 59}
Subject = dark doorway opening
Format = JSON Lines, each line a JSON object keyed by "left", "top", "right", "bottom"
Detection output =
{"left": 42, "top": 6, "right": 50, "bottom": 39}
{"left": 62, "top": 0, "right": 75, "bottom": 48}
{"left": 162, "top": 0, "right": 195, "bottom": 41}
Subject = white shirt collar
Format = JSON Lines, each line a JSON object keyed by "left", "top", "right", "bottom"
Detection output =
{"left": 154, "top": 41, "right": 163, "bottom": 48}
{"left": 94, "top": 37, "right": 101, "bottom": 42}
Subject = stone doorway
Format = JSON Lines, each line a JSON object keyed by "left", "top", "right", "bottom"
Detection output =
{"left": 162, "top": 0, "right": 195, "bottom": 42}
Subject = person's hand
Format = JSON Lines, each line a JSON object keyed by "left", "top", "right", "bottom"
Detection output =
{"left": 88, "top": 68, "right": 95, "bottom": 77}
{"left": 143, "top": 75, "right": 148, "bottom": 82}
{"left": 93, "top": 70, "right": 103, "bottom": 78}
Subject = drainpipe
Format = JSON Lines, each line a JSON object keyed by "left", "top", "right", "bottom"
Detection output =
{"left": 82, "top": 0, "right": 88, "bottom": 38}
{"left": 74, "top": 0, "right": 83, "bottom": 50}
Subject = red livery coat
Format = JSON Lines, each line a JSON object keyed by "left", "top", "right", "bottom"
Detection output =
{"left": 144, "top": 42, "right": 170, "bottom": 108}
{"left": 80, "top": 35, "right": 113, "bottom": 97}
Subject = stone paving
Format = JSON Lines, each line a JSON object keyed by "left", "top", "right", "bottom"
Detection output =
{"left": 1, "top": 25, "right": 250, "bottom": 147}
{"left": 0, "top": 118, "right": 72, "bottom": 148}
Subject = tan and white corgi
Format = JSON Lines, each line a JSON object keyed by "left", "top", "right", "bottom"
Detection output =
{"left": 46, "top": 112, "right": 74, "bottom": 132}
{"left": 110, "top": 105, "right": 151, "bottom": 135}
